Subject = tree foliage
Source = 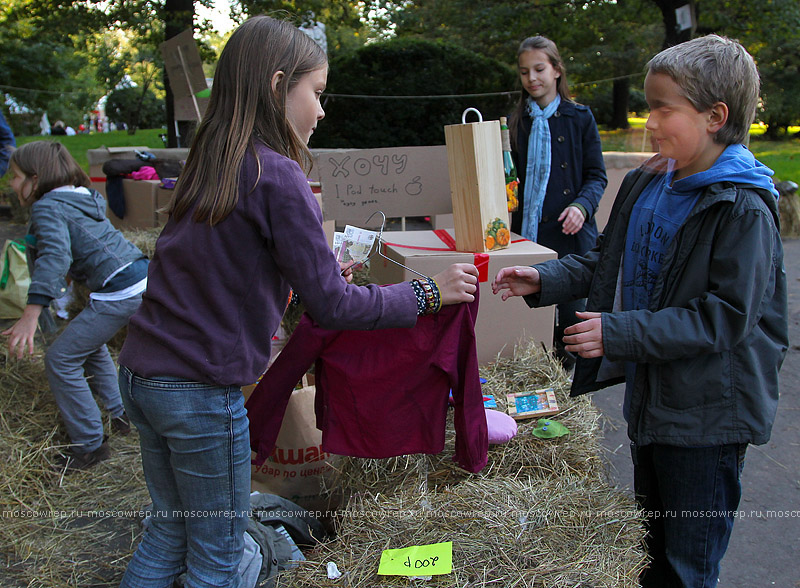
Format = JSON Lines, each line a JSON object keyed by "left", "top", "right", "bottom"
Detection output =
{"left": 106, "top": 86, "right": 165, "bottom": 131}
{"left": 310, "top": 37, "right": 517, "bottom": 148}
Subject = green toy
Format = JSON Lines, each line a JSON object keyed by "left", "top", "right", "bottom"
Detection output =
{"left": 531, "top": 418, "right": 569, "bottom": 439}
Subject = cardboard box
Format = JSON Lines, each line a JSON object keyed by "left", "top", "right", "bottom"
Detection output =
{"left": 105, "top": 179, "right": 161, "bottom": 230}
{"left": 311, "top": 146, "right": 452, "bottom": 226}
{"left": 87, "top": 147, "right": 190, "bottom": 198}
{"left": 370, "top": 229, "right": 556, "bottom": 364}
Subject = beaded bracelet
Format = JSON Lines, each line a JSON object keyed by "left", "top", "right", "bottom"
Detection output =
{"left": 411, "top": 278, "right": 440, "bottom": 315}
{"left": 429, "top": 277, "right": 442, "bottom": 313}
{"left": 410, "top": 279, "right": 428, "bottom": 315}
{"left": 419, "top": 278, "right": 436, "bottom": 311}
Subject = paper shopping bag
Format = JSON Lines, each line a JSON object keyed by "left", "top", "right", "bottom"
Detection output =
{"left": 0, "top": 240, "right": 30, "bottom": 319}
{"left": 444, "top": 109, "right": 511, "bottom": 253}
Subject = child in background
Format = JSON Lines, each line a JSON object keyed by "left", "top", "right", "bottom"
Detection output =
{"left": 493, "top": 35, "right": 787, "bottom": 587}
{"left": 3, "top": 141, "right": 148, "bottom": 470}
{"left": 117, "top": 15, "right": 478, "bottom": 587}
{"left": 508, "top": 36, "right": 607, "bottom": 367}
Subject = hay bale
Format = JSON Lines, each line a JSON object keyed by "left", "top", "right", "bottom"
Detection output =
{"left": 332, "top": 341, "right": 603, "bottom": 496}
{"left": 279, "top": 477, "right": 646, "bottom": 588}
{"left": 779, "top": 191, "right": 800, "bottom": 238}
{"left": 297, "top": 340, "right": 645, "bottom": 588}
{"left": 0, "top": 354, "right": 148, "bottom": 586}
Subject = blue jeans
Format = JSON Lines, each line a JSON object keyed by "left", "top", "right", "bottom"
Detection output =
{"left": 632, "top": 443, "right": 747, "bottom": 588}
{"left": 45, "top": 295, "right": 142, "bottom": 452}
{"left": 118, "top": 366, "right": 250, "bottom": 588}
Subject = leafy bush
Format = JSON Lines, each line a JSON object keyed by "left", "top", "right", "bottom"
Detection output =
{"left": 311, "top": 38, "right": 518, "bottom": 148}
{"left": 575, "top": 84, "right": 648, "bottom": 128}
{"left": 105, "top": 86, "right": 165, "bottom": 132}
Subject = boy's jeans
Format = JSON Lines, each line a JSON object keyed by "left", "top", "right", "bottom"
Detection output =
{"left": 118, "top": 366, "right": 250, "bottom": 588}
{"left": 632, "top": 442, "right": 747, "bottom": 588}
{"left": 44, "top": 295, "right": 142, "bottom": 452}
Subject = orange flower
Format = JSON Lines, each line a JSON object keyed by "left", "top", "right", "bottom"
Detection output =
{"left": 496, "top": 227, "right": 510, "bottom": 246}
{"left": 485, "top": 235, "right": 496, "bottom": 250}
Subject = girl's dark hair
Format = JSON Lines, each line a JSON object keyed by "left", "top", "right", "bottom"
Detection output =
{"left": 9, "top": 141, "right": 90, "bottom": 200}
{"left": 509, "top": 36, "right": 572, "bottom": 145}
{"left": 170, "top": 15, "right": 327, "bottom": 225}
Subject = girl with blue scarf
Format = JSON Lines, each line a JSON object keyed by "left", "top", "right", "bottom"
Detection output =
{"left": 508, "top": 36, "right": 607, "bottom": 367}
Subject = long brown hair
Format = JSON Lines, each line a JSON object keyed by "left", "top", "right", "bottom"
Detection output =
{"left": 509, "top": 36, "right": 571, "bottom": 145}
{"left": 9, "top": 141, "right": 90, "bottom": 201}
{"left": 170, "top": 16, "right": 327, "bottom": 225}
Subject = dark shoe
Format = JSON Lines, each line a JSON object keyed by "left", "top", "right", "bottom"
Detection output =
{"left": 111, "top": 412, "right": 131, "bottom": 436}
{"left": 55, "top": 436, "right": 111, "bottom": 472}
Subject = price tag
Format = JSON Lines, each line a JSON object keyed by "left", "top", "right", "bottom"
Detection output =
{"left": 377, "top": 541, "right": 453, "bottom": 576}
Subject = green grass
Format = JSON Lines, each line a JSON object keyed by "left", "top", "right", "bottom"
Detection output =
{"left": 14, "top": 128, "right": 167, "bottom": 172}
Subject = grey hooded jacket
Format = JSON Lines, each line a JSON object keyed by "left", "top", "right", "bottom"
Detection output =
{"left": 526, "top": 164, "right": 788, "bottom": 447}
{"left": 26, "top": 187, "right": 145, "bottom": 304}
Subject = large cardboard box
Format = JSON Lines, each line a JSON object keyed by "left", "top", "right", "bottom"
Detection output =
{"left": 105, "top": 179, "right": 161, "bottom": 230}
{"left": 370, "top": 229, "right": 557, "bottom": 364}
{"left": 87, "top": 147, "right": 189, "bottom": 198}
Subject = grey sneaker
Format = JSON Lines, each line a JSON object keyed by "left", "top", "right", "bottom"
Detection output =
{"left": 111, "top": 412, "right": 131, "bottom": 436}
{"left": 55, "top": 436, "right": 111, "bottom": 472}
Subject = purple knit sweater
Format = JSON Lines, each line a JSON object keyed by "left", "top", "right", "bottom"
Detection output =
{"left": 119, "top": 143, "right": 417, "bottom": 386}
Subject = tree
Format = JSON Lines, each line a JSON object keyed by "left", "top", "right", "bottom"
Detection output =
{"left": 106, "top": 85, "right": 165, "bottom": 131}
{"left": 0, "top": 2, "right": 104, "bottom": 121}
{"left": 367, "top": 0, "right": 663, "bottom": 128}
{"left": 310, "top": 37, "right": 517, "bottom": 148}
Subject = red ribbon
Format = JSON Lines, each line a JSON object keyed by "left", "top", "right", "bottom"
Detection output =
{"left": 382, "top": 230, "right": 501, "bottom": 283}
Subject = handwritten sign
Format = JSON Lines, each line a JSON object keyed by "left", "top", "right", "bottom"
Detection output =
{"left": 377, "top": 541, "right": 453, "bottom": 576}
{"left": 312, "top": 146, "right": 452, "bottom": 223}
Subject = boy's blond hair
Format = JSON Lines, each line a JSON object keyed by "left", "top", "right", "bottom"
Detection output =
{"left": 647, "top": 34, "right": 759, "bottom": 145}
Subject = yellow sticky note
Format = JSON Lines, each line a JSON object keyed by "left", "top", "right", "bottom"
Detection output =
{"left": 377, "top": 541, "right": 453, "bottom": 576}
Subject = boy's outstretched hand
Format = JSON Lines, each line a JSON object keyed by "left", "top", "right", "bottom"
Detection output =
{"left": 563, "top": 311, "right": 604, "bottom": 358}
{"left": 492, "top": 266, "right": 541, "bottom": 301}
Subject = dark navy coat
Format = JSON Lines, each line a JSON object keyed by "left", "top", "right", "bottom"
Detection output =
{"left": 510, "top": 100, "right": 607, "bottom": 257}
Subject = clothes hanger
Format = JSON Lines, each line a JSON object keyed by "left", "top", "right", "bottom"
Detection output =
{"left": 341, "top": 210, "right": 432, "bottom": 281}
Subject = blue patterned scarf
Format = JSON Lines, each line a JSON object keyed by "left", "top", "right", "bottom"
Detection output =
{"left": 521, "top": 94, "right": 561, "bottom": 241}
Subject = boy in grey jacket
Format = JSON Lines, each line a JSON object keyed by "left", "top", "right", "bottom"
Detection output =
{"left": 4, "top": 141, "right": 148, "bottom": 471}
{"left": 493, "top": 35, "right": 788, "bottom": 587}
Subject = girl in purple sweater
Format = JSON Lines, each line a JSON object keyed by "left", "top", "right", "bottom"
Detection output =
{"left": 117, "top": 15, "right": 477, "bottom": 587}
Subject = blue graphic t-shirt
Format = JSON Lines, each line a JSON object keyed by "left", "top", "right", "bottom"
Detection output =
{"left": 622, "top": 168, "right": 701, "bottom": 313}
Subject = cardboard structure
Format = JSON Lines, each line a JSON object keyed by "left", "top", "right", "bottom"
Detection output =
{"left": 310, "top": 146, "right": 452, "bottom": 226}
{"left": 370, "top": 229, "right": 556, "bottom": 364}
{"left": 101, "top": 179, "right": 174, "bottom": 231}
{"left": 159, "top": 29, "right": 209, "bottom": 121}
{"left": 87, "top": 147, "right": 189, "bottom": 230}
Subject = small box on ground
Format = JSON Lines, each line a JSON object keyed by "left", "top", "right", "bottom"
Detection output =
{"left": 370, "top": 228, "right": 556, "bottom": 364}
